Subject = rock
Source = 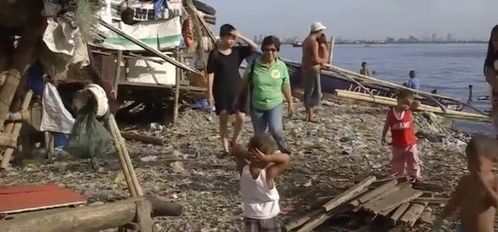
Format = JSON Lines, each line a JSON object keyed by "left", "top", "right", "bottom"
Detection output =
{"left": 170, "top": 161, "right": 187, "bottom": 174}
{"left": 140, "top": 155, "right": 158, "bottom": 162}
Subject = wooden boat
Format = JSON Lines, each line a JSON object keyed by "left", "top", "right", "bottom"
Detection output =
{"left": 283, "top": 59, "right": 488, "bottom": 118}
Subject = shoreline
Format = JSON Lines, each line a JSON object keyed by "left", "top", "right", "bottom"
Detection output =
{"left": 0, "top": 99, "right": 472, "bottom": 231}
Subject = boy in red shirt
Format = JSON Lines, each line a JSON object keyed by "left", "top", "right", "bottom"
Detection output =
{"left": 381, "top": 90, "right": 421, "bottom": 181}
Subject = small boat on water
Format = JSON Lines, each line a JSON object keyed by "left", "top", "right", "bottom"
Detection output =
{"left": 283, "top": 59, "right": 489, "bottom": 120}
{"left": 292, "top": 42, "right": 303, "bottom": 47}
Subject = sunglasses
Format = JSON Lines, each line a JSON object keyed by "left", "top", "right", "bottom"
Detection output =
{"left": 263, "top": 48, "right": 277, "bottom": 52}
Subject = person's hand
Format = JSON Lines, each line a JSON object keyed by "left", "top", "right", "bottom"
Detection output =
{"left": 287, "top": 103, "right": 294, "bottom": 118}
{"left": 208, "top": 94, "right": 214, "bottom": 106}
{"left": 231, "top": 30, "right": 241, "bottom": 39}
{"left": 252, "top": 148, "right": 271, "bottom": 163}
{"left": 381, "top": 138, "right": 386, "bottom": 145}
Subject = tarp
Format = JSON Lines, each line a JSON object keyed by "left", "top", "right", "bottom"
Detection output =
{"left": 95, "top": 16, "right": 182, "bottom": 51}
{"left": 40, "top": 82, "right": 75, "bottom": 134}
{"left": 0, "top": 184, "right": 87, "bottom": 214}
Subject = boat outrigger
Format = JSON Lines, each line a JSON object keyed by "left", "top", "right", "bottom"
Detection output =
{"left": 283, "top": 59, "right": 490, "bottom": 122}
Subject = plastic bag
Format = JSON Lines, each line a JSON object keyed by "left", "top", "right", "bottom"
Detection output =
{"left": 65, "top": 101, "right": 113, "bottom": 158}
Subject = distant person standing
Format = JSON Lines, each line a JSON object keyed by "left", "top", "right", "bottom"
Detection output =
{"left": 407, "top": 70, "right": 420, "bottom": 90}
{"left": 484, "top": 25, "right": 498, "bottom": 139}
{"left": 207, "top": 24, "right": 257, "bottom": 154}
{"left": 360, "top": 61, "right": 370, "bottom": 76}
{"left": 301, "top": 22, "right": 328, "bottom": 122}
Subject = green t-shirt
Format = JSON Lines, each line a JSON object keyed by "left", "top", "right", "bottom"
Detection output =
{"left": 243, "top": 58, "right": 290, "bottom": 110}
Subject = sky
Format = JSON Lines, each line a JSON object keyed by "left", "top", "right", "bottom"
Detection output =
{"left": 201, "top": 0, "right": 496, "bottom": 41}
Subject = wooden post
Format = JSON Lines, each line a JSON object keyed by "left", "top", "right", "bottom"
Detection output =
{"left": 1, "top": 90, "right": 32, "bottom": 170}
{"left": 0, "top": 69, "right": 22, "bottom": 130}
{"left": 113, "top": 50, "right": 123, "bottom": 97}
{"left": 173, "top": 48, "right": 181, "bottom": 124}
{"left": 328, "top": 36, "right": 335, "bottom": 64}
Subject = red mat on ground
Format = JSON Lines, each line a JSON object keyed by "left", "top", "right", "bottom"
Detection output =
{"left": 0, "top": 184, "right": 87, "bottom": 214}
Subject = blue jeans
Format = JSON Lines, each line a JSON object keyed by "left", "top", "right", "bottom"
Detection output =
{"left": 250, "top": 104, "right": 289, "bottom": 152}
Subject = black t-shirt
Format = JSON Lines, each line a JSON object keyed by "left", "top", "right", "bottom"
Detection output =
{"left": 207, "top": 46, "right": 253, "bottom": 102}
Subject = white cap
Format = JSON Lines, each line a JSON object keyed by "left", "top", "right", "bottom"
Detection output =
{"left": 311, "top": 22, "right": 327, "bottom": 32}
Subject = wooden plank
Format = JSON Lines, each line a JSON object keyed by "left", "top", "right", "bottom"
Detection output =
{"left": 351, "top": 180, "right": 397, "bottom": 206}
{"left": 363, "top": 182, "right": 411, "bottom": 209}
{"left": 363, "top": 184, "right": 423, "bottom": 214}
{"left": 297, "top": 204, "right": 353, "bottom": 232}
{"left": 412, "top": 197, "right": 447, "bottom": 205}
{"left": 284, "top": 209, "right": 321, "bottom": 232}
{"left": 400, "top": 204, "right": 426, "bottom": 227}
{"left": 390, "top": 203, "right": 410, "bottom": 223}
{"left": 113, "top": 50, "right": 123, "bottom": 96}
{"left": 322, "top": 176, "right": 376, "bottom": 212}
{"left": 120, "top": 131, "right": 164, "bottom": 145}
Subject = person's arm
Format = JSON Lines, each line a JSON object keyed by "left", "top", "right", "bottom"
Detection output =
{"left": 320, "top": 43, "right": 329, "bottom": 64}
{"left": 434, "top": 177, "right": 465, "bottom": 230}
{"left": 231, "top": 143, "right": 249, "bottom": 175}
{"left": 478, "top": 172, "right": 498, "bottom": 208}
{"left": 252, "top": 148, "right": 290, "bottom": 180}
{"left": 206, "top": 51, "right": 215, "bottom": 105}
{"left": 366, "top": 69, "right": 370, "bottom": 76}
{"left": 312, "top": 41, "right": 327, "bottom": 64}
{"left": 485, "top": 66, "right": 498, "bottom": 90}
{"left": 281, "top": 63, "right": 293, "bottom": 117}
{"left": 381, "top": 117, "right": 390, "bottom": 145}
{"left": 410, "top": 100, "right": 421, "bottom": 111}
{"left": 232, "top": 31, "right": 258, "bottom": 51}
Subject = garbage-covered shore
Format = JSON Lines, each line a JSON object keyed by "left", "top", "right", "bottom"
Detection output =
{"left": 0, "top": 98, "right": 473, "bottom": 231}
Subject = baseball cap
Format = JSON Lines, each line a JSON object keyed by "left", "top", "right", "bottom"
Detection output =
{"left": 310, "top": 22, "right": 327, "bottom": 32}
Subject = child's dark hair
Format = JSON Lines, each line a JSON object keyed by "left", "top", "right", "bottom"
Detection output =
{"left": 220, "top": 24, "right": 236, "bottom": 37}
{"left": 466, "top": 134, "right": 498, "bottom": 162}
{"left": 261, "top": 35, "right": 281, "bottom": 52}
{"left": 397, "top": 89, "right": 414, "bottom": 100}
{"left": 484, "top": 25, "right": 498, "bottom": 75}
{"left": 247, "top": 134, "right": 277, "bottom": 155}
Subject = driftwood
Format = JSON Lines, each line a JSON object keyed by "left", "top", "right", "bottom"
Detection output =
{"left": 363, "top": 184, "right": 423, "bottom": 214}
{"left": 121, "top": 131, "right": 164, "bottom": 145}
{"left": 336, "top": 90, "right": 491, "bottom": 122}
{"left": 323, "top": 176, "right": 376, "bottom": 211}
{"left": 285, "top": 210, "right": 322, "bottom": 232}
{"left": 351, "top": 179, "right": 397, "bottom": 206}
{"left": 0, "top": 196, "right": 182, "bottom": 232}
{"left": 400, "top": 204, "right": 426, "bottom": 227}
{"left": 296, "top": 205, "right": 353, "bottom": 232}
{"left": 390, "top": 203, "right": 410, "bottom": 223}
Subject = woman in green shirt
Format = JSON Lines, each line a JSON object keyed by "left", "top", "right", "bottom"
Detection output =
{"left": 237, "top": 36, "right": 294, "bottom": 154}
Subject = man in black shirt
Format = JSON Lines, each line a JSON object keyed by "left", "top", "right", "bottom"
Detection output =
{"left": 207, "top": 24, "right": 257, "bottom": 154}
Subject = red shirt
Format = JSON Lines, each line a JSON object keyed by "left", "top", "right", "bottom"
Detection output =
{"left": 387, "top": 108, "right": 417, "bottom": 146}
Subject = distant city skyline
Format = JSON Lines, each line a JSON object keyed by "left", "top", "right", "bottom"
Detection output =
{"left": 202, "top": 0, "right": 496, "bottom": 41}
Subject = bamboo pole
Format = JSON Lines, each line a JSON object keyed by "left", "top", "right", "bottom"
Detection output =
{"left": 328, "top": 36, "right": 334, "bottom": 64}
{"left": 336, "top": 90, "right": 491, "bottom": 122}
{"left": 1, "top": 90, "right": 32, "bottom": 170}
{"left": 106, "top": 115, "right": 138, "bottom": 197}
{"left": 0, "top": 69, "right": 22, "bottom": 131}
{"left": 98, "top": 19, "right": 202, "bottom": 76}
{"left": 173, "top": 49, "right": 181, "bottom": 124}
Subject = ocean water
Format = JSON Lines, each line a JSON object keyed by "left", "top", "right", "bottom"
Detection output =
{"left": 279, "top": 43, "right": 493, "bottom": 133}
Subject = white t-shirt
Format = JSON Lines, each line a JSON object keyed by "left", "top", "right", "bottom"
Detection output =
{"left": 240, "top": 165, "right": 280, "bottom": 219}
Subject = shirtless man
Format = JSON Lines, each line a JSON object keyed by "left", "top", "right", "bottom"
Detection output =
{"left": 301, "top": 22, "right": 328, "bottom": 122}
{"left": 435, "top": 135, "right": 498, "bottom": 232}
